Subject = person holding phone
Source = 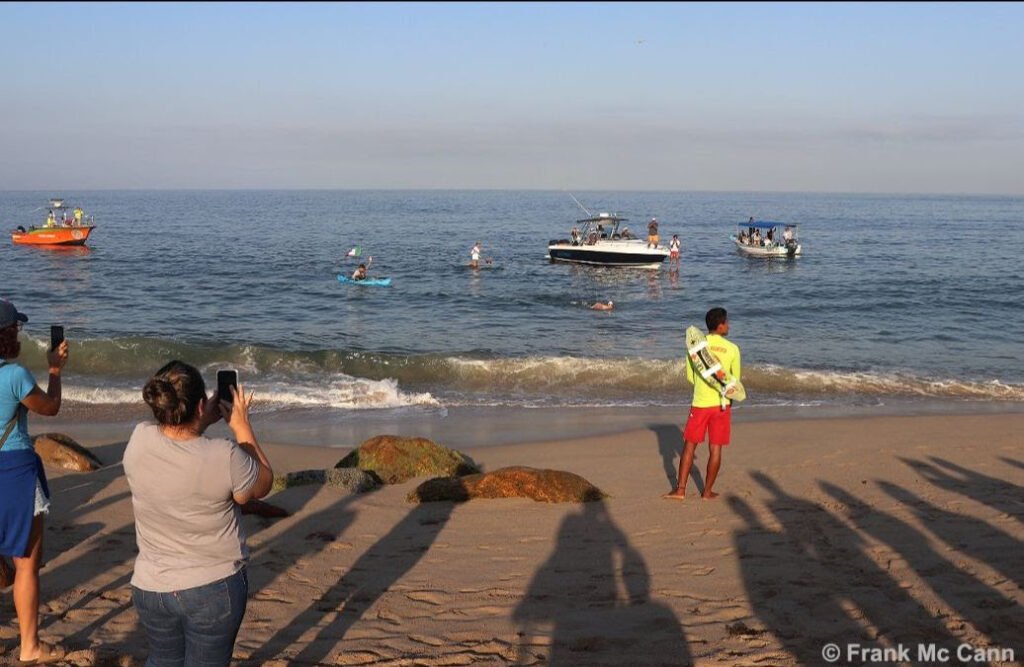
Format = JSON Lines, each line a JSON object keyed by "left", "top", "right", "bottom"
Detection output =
{"left": 124, "top": 361, "right": 273, "bottom": 666}
{"left": 0, "top": 299, "right": 69, "bottom": 664}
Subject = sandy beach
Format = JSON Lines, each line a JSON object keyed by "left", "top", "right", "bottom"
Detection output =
{"left": 1, "top": 412, "right": 1021, "bottom": 666}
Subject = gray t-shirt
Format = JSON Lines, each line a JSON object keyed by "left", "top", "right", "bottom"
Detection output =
{"left": 124, "top": 422, "right": 259, "bottom": 592}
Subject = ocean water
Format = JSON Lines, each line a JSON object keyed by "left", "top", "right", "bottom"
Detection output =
{"left": 2, "top": 190, "right": 1023, "bottom": 437}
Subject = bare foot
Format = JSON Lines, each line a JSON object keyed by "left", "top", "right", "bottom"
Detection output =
{"left": 20, "top": 640, "right": 66, "bottom": 663}
{"left": 662, "top": 490, "right": 686, "bottom": 500}
{"left": 701, "top": 491, "right": 721, "bottom": 500}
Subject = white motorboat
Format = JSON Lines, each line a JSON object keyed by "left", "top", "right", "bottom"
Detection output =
{"left": 732, "top": 220, "right": 801, "bottom": 257}
{"left": 547, "top": 212, "right": 669, "bottom": 268}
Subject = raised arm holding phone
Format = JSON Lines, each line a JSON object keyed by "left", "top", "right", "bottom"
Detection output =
{"left": 123, "top": 360, "right": 273, "bottom": 665}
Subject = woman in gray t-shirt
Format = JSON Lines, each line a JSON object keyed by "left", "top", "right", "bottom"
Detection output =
{"left": 124, "top": 361, "right": 273, "bottom": 666}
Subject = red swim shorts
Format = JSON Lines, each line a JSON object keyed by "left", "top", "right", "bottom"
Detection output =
{"left": 683, "top": 405, "right": 732, "bottom": 446}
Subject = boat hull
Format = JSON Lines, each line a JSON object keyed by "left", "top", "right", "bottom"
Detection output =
{"left": 12, "top": 226, "right": 95, "bottom": 246}
{"left": 732, "top": 238, "right": 801, "bottom": 257}
{"left": 547, "top": 242, "right": 669, "bottom": 268}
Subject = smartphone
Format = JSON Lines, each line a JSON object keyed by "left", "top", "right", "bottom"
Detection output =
{"left": 217, "top": 369, "right": 238, "bottom": 404}
{"left": 50, "top": 325, "right": 64, "bottom": 352}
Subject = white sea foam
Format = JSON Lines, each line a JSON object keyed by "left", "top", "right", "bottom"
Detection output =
{"left": 63, "top": 373, "right": 440, "bottom": 411}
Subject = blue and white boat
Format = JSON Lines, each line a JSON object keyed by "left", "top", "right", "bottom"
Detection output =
{"left": 732, "top": 220, "right": 802, "bottom": 257}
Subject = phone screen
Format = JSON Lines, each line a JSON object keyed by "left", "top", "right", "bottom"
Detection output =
{"left": 50, "top": 325, "right": 64, "bottom": 351}
{"left": 217, "top": 369, "right": 238, "bottom": 404}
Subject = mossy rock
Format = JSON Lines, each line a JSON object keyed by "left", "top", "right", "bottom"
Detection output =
{"left": 408, "top": 466, "right": 607, "bottom": 504}
{"left": 272, "top": 468, "right": 381, "bottom": 494}
{"left": 335, "top": 435, "right": 480, "bottom": 485}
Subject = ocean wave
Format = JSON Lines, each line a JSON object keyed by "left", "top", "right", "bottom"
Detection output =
{"left": 62, "top": 374, "right": 440, "bottom": 411}
{"left": 18, "top": 336, "right": 1024, "bottom": 407}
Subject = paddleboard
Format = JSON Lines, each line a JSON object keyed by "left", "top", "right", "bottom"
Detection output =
{"left": 337, "top": 275, "right": 392, "bottom": 287}
{"left": 684, "top": 325, "right": 746, "bottom": 402}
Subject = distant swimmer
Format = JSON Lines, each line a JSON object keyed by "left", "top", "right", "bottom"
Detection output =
{"left": 590, "top": 300, "right": 614, "bottom": 311}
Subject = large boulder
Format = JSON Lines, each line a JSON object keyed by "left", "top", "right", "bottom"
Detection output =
{"left": 33, "top": 433, "right": 103, "bottom": 472}
{"left": 335, "top": 435, "right": 480, "bottom": 485}
{"left": 408, "top": 466, "right": 607, "bottom": 504}
{"left": 272, "top": 468, "right": 381, "bottom": 494}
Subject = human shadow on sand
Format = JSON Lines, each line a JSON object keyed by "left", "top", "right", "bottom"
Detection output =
{"left": 1000, "top": 457, "right": 1024, "bottom": 472}
{"left": 245, "top": 498, "right": 455, "bottom": 665}
{"left": 878, "top": 481, "right": 1023, "bottom": 591}
{"left": 513, "top": 499, "right": 689, "bottom": 666}
{"left": 899, "top": 456, "right": 1024, "bottom": 526}
{"left": 728, "top": 472, "right": 960, "bottom": 663}
{"left": 649, "top": 423, "right": 703, "bottom": 493}
{"left": 821, "top": 481, "right": 1023, "bottom": 649}
{"left": 30, "top": 441, "right": 133, "bottom": 636}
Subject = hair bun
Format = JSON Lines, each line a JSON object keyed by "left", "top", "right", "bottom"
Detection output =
{"left": 142, "top": 362, "right": 206, "bottom": 426}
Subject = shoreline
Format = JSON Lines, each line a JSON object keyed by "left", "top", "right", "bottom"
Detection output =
{"left": 39, "top": 398, "right": 1024, "bottom": 449}
{"left": 4, "top": 412, "right": 1021, "bottom": 665}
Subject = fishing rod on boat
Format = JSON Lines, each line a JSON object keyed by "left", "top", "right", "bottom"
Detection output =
{"left": 567, "top": 191, "right": 592, "bottom": 217}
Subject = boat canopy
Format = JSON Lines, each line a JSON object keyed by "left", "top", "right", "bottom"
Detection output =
{"left": 578, "top": 214, "right": 627, "bottom": 225}
{"left": 742, "top": 221, "right": 796, "bottom": 229}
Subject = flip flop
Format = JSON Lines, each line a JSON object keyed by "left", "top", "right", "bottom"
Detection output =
{"left": 19, "top": 641, "right": 66, "bottom": 664}
{"left": 661, "top": 493, "right": 687, "bottom": 501}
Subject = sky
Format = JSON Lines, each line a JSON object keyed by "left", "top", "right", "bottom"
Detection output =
{"left": 1, "top": 2, "right": 1022, "bottom": 194}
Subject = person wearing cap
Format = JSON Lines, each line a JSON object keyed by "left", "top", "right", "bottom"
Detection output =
{"left": 590, "top": 300, "right": 614, "bottom": 311}
{"left": 0, "top": 299, "right": 69, "bottom": 664}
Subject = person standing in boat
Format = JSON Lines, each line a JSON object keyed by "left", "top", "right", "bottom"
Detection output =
{"left": 45, "top": 211, "right": 56, "bottom": 228}
{"left": 647, "top": 218, "right": 659, "bottom": 248}
{"left": 73, "top": 207, "right": 83, "bottom": 226}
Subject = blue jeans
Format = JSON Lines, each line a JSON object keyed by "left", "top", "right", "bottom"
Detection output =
{"left": 132, "top": 568, "right": 248, "bottom": 667}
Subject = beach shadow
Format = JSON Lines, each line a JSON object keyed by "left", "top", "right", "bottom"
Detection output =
{"left": 899, "top": 456, "right": 1024, "bottom": 525}
{"left": 649, "top": 423, "right": 685, "bottom": 489}
{"left": 821, "top": 481, "right": 1022, "bottom": 649}
{"left": 513, "top": 500, "right": 688, "bottom": 665}
{"left": 1000, "top": 457, "right": 1024, "bottom": 472}
{"left": 32, "top": 445, "right": 133, "bottom": 636}
{"left": 648, "top": 423, "right": 704, "bottom": 493}
{"left": 727, "top": 473, "right": 959, "bottom": 663}
{"left": 246, "top": 497, "right": 454, "bottom": 665}
{"left": 245, "top": 487, "right": 359, "bottom": 594}
{"left": 878, "top": 481, "right": 1023, "bottom": 591}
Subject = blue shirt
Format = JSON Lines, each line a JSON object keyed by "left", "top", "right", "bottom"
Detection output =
{"left": 0, "top": 361, "right": 37, "bottom": 452}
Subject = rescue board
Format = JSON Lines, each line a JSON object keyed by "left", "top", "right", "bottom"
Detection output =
{"left": 685, "top": 325, "right": 746, "bottom": 402}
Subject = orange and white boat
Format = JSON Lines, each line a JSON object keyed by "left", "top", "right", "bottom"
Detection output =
{"left": 11, "top": 198, "right": 96, "bottom": 246}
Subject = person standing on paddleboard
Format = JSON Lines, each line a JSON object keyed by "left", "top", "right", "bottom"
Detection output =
{"left": 470, "top": 242, "right": 482, "bottom": 269}
{"left": 664, "top": 307, "right": 741, "bottom": 501}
